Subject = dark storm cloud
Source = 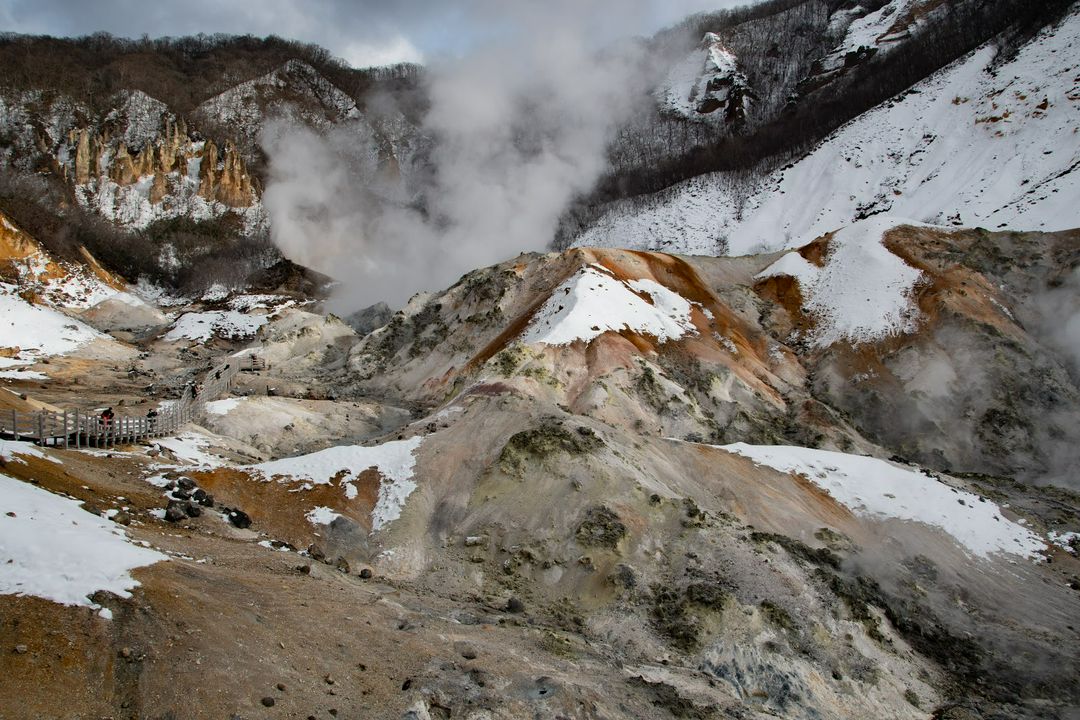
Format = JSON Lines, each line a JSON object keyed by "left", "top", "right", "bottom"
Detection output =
{"left": 0, "top": 0, "right": 443, "bottom": 66}
{"left": 0, "top": 0, "right": 741, "bottom": 67}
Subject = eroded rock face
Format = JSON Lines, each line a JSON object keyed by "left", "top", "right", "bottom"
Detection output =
{"left": 72, "top": 110, "right": 254, "bottom": 203}
{"left": 658, "top": 32, "right": 755, "bottom": 126}
{"left": 0, "top": 61, "right": 422, "bottom": 234}
{"left": 45, "top": 91, "right": 265, "bottom": 231}
{"left": 196, "top": 138, "right": 255, "bottom": 208}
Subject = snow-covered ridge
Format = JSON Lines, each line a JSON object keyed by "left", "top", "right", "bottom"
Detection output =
{"left": 521, "top": 264, "right": 698, "bottom": 346}
{"left": 721, "top": 443, "right": 1046, "bottom": 559}
{"left": 576, "top": 6, "right": 1080, "bottom": 255}
{"left": 756, "top": 216, "right": 926, "bottom": 347}
{"left": 195, "top": 59, "right": 363, "bottom": 153}
{"left": 658, "top": 32, "right": 752, "bottom": 124}
{"left": 105, "top": 90, "right": 170, "bottom": 151}
{"left": 0, "top": 473, "right": 165, "bottom": 610}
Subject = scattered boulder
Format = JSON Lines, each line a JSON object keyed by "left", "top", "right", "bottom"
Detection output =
{"left": 164, "top": 502, "right": 187, "bottom": 523}
{"left": 359, "top": 568, "right": 373, "bottom": 580}
{"left": 506, "top": 597, "right": 525, "bottom": 614}
{"left": 112, "top": 511, "right": 132, "bottom": 526}
{"left": 227, "top": 509, "right": 252, "bottom": 529}
{"left": 260, "top": 696, "right": 275, "bottom": 708}
{"left": 576, "top": 506, "right": 628, "bottom": 549}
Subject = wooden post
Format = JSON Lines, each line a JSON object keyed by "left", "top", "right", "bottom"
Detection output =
{"left": 37, "top": 412, "right": 44, "bottom": 446}
{"left": 12, "top": 410, "right": 18, "bottom": 441}
{"left": 75, "top": 413, "right": 80, "bottom": 449}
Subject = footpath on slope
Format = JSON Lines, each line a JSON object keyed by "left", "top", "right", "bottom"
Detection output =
{"left": 0, "top": 355, "right": 265, "bottom": 448}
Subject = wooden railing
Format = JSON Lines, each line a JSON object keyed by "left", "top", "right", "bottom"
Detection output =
{"left": 0, "top": 356, "right": 252, "bottom": 448}
{"left": 241, "top": 354, "right": 266, "bottom": 371}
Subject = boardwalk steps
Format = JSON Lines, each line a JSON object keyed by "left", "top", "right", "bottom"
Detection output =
{"left": 0, "top": 355, "right": 261, "bottom": 448}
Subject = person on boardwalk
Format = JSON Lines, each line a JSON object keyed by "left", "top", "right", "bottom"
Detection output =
{"left": 146, "top": 408, "right": 158, "bottom": 431}
{"left": 99, "top": 407, "right": 115, "bottom": 432}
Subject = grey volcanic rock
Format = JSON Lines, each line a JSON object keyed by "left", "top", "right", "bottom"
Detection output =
{"left": 345, "top": 302, "right": 393, "bottom": 337}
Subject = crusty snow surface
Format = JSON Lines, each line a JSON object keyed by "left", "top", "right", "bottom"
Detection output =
{"left": 154, "top": 432, "right": 223, "bottom": 467}
{"left": 204, "top": 398, "right": 243, "bottom": 415}
{"left": 576, "top": 8, "right": 1080, "bottom": 254}
{"left": 306, "top": 506, "right": 344, "bottom": 526}
{"left": 521, "top": 265, "right": 697, "bottom": 346}
{"left": 756, "top": 216, "right": 926, "bottom": 346}
{"left": 0, "top": 439, "right": 59, "bottom": 465}
{"left": 0, "top": 283, "right": 106, "bottom": 362}
{"left": 0, "top": 472, "right": 165, "bottom": 609}
{"left": 722, "top": 443, "right": 1046, "bottom": 559}
{"left": 250, "top": 436, "right": 424, "bottom": 531}
{"left": 164, "top": 310, "right": 269, "bottom": 342}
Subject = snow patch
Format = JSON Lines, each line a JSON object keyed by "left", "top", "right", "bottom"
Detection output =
{"left": 1048, "top": 530, "right": 1079, "bottom": 555}
{"left": 204, "top": 398, "right": 243, "bottom": 416}
{"left": 0, "top": 284, "right": 107, "bottom": 360}
{"left": 522, "top": 265, "right": 697, "bottom": 346}
{"left": 249, "top": 436, "right": 423, "bottom": 531}
{"left": 306, "top": 506, "right": 343, "bottom": 526}
{"left": 0, "top": 473, "right": 165, "bottom": 608}
{"left": 658, "top": 32, "right": 748, "bottom": 122}
{"left": 0, "top": 369, "right": 48, "bottom": 380}
{"left": 756, "top": 217, "right": 926, "bottom": 347}
{"left": 164, "top": 311, "right": 269, "bottom": 342}
{"left": 154, "top": 432, "right": 222, "bottom": 467}
{"left": 721, "top": 443, "right": 1046, "bottom": 559}
{"left": 0, "top": 439, "right": 60, "bottom": 465}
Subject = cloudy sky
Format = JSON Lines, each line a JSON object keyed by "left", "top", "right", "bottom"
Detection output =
{"left": 0, "top": 0, "right": 744, "bottom": 67}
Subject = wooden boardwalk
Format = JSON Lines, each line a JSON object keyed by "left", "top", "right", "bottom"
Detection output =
{"left": 0, "top": 355, "right": 263, "bottom": 448}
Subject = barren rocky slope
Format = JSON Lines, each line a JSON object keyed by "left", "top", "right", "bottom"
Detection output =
{"left": 2, "top": 215, "right": 1078, "bottom": 719}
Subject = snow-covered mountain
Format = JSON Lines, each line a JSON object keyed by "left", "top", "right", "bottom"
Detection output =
{"left": 657, "top": 32, "right": 754, "bottom": 126}
{"left": 574, "top": 2, "right": 1080, "bottom": 255}
{"left": 1, "top": 2, "right": 1079, "bottom": 711}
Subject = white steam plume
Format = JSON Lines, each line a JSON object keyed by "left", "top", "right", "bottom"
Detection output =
{"left": 260, "top": 0, "right": 657, "bottom": 310}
